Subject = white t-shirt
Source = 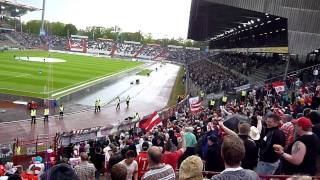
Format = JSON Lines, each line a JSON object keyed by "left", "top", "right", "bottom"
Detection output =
{"left": 314, "top": 69, "right": 319, "bottom": 76}
{"left": 119, "top": 159, "right": 138, "bottom": 180}
{"left": 69, "top": 157, "right": 81, "bottom": 168}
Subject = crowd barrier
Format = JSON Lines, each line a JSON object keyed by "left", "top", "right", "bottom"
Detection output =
{"left": 12, "top": 134, "right": 58, "bottom": 168}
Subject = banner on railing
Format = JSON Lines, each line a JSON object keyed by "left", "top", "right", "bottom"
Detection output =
{"left": 234, "top": 84, "right": 251, "bottom": 92}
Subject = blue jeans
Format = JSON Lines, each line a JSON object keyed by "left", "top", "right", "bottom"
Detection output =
{"left": 256, "top": 160, "right": 280, "bottom": 175}
{"left": 95, "top": 170, "right": 101, "bottom": 180}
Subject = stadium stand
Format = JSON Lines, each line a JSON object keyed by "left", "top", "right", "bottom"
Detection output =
{"left": 136, "top": 44, "right": 163, "bottom": 59}
{"left": 2, "top": 70, "right": 320, "bottom": 179}
{"left": 87, "top": 38, "right": 115, "bottom": 55}
{"left": 3, "top": 0, "right": 320, "bottom": 179}
{"left": 189, "top": 59, "right": 248, "bottom": 94}
{"left": 0, "top": 33, "right": 19, "bottom": 48}
{"left": 114, "top": 41, "right": 143, "bottom": 57}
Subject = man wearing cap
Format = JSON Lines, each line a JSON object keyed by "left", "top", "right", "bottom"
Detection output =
{"left": 274, "top": 117, "right": 320, "bottom": 175}
{"left": 135, "top": 142, "right": 150, "bottom": 179}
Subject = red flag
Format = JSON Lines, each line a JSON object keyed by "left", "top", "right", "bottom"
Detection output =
{"left": 272, "top": 81, "right": 285, "bottom": 93}
{"left": 190, "top": 101, "right": 202, "bottom": 114}
{"left": 138, "top": 111, "right": 161, "bottom": 131}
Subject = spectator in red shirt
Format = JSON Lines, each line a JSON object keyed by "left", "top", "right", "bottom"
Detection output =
{"left": 135, "top": 142, "right": 150, "bottom": 179}
{"left": 0, "top": 165, "right": 5, "bottom": 176}
{"left": 161, "top": 132, "right": 186, "bottom": 170}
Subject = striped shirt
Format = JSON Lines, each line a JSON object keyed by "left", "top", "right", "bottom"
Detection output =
{"left": 74, "top": 162, "right": 96, "bottom": 180}
{"left": 142, "top": 164, "right": 175, "bottom": 180}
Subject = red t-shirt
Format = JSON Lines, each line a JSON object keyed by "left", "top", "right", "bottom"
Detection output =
{"left": 135, "top": 151, "right": 149, "bottom": 178}
{"left": 0, "top": 165, "right": 5, "bottom": 176}
{"left": 21, "top": 172, "right": 38, "bottom": 180}
{"left": 161, "top": 149, "right": 184, "bottom": 170}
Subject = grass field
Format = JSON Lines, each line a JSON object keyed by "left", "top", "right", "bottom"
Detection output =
{"left": 166, "top": 66, "right": 186, "bottom": 107}
{"left": 0, "top": 50, "right": 143, "bottom": 98}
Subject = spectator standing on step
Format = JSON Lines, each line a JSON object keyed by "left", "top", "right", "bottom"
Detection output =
{"left": 119, "top": 150, "right": 138, "bottom": 180}
{"left": 136, "top": 142, "right": 150, "bottom": 179}
{"left": 74, "top": 152, "right": 96, "bottom": 180}
{"left": 274, "top": 117, "right": 320, "bottom": 176}
{"left": 210, "top": 136, "right": 259, "bottom": 180}
{"left": 142, "top": 146, "right": 175, "bottom": 180}
{"left": 256, "top": 113, "right": 286, "bottom": 175}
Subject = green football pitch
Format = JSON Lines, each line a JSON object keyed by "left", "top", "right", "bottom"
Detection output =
{"left": 0, "top": 50, "right": 143, "bottom": 98}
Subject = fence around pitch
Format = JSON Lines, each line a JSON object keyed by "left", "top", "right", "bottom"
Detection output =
{"left": 12, "top": 134, "right": 58, "bottom": 168}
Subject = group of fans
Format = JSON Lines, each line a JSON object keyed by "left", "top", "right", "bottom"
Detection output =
{"left": 114, "top": 43, "right": 142, "bottom": 57}
{"left": 2, "top": 63, "right": 320, "bottom": 180}
{"left": 5, "top": 32, "right": 67, "bottom": 50}
{"left": 166, "top": 48, "right": 202, "bottom": 64}
{"left": 208, "top": 53, "right": 275, "bottom": 75}
{"left": 88, "top": 40, "right": 115, "bottom": 53}
{"left": 3, "top": 31, "right": 320, "bottom": 180}
{"left": 2, "top": 32, "right": 203, "bottom": 62}
{"left": 189, "top": 59, "right": 249, "bottom": 94}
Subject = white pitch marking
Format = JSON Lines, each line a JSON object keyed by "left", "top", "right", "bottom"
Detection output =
{"left": 0, "top": 73, "right": 31, "bottom": 81}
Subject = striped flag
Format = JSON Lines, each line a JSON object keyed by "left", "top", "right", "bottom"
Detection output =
{"left": 138, "top": 111, "right": 161, "bottom": 131}
{"left": 189, "top": 96, "right": 202, "bottom": 114}
{"left": 272, "top": 81, "right": 285, "bottom": 93}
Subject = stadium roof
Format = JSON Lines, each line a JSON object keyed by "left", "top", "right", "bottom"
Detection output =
{"left": 188, "top": 0, "right": 320, "bottom": 55}
{"left": 0, "top": 0, "right": 39, "bottom": 16}
{"left": 188, "top": 0, "right": 284, "bottom": 41}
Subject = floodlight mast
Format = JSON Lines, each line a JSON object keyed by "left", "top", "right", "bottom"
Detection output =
{"left": 40, "top": 0, "right": 46, "bottom": 33}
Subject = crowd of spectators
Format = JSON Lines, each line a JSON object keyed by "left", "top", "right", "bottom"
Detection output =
{"left": 115, "top": 42, "right": 142, "bottom": 57}
{"left": 87, "top": 40, "right": 115, "bottom": 54}
{"left": 8, "top": 32, "right": 40, "bottom": 48}
{"left": 189, "top": 59, "right": 248, "bottom": 94}
{"left": 166, "top": 48, "right": 202, "bottom": 64}
{"left": 208, "top": 53, "right": 282, "bottom": 76}
{"left": 1, "top": 32, "right": 208, "bottom": 63}
{"left": 137, "top": 45, "right": 163, "bottom": 59}
{"left": 1, "top": 65, "right": 320, "bottom": 180}
{"left": 5, "top": 32, "right": 67, "bottom": 50}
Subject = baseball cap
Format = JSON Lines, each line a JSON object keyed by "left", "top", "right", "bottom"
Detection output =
{"left": 292, "top": 117, "right": 313, "bottom": 128}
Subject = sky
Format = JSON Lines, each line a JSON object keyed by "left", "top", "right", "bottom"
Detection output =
{"left": 18, "top": 0, "right": 192, "bottom": 39}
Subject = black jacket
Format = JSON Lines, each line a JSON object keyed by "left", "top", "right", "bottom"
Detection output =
{"left": 239, "top": 135, "right": 258, "bottom": 170}
{"left": 259, "top": 127, "right": 286, "bottom": 163}
{"left": 205, "top": 143, "right": 224, "bottom": 172}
